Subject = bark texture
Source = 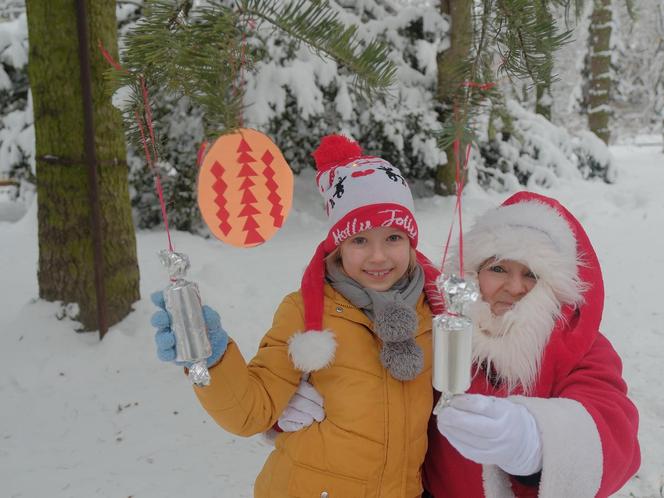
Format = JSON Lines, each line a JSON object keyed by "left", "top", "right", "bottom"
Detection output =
{"left": 435, "top": 0, "right": 472, "bottom": 195}
{"left": 26, "top": 0, "right": 139, "bottom": 331}
{"left": 535, "top": 2, "right": 554, "bottom": 121}
{"left": 588, "top": 0, "right": 612, "bottom": 143}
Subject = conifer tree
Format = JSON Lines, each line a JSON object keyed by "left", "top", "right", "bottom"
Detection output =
{"left": 25, "top": 0, "right": 139, "bottom": 332}
{"left": 433, "top": 0, "right": 573, "bottom": 194}
{"left": 114, "top": 0, "right": 410, "bottom": 231}
{"left": 435, "top": 0, "right": 472, "bottom": 195}
{"left": 535, "top": 2, "right": 555, "bottom": 120}
{"left": 112, "top": 0, "right": 397, "bottom": 151}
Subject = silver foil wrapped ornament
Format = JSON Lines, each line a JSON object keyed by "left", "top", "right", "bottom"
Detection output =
{"left": 160, "top": 250, "right": 212, "bottom": 387}
{"left": 432, "top": 274, "right": 479, "bottom": 413}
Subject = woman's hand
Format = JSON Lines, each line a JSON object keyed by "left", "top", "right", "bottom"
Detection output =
{"left": 436, "top": 393, "right": 543, "bottom": 476}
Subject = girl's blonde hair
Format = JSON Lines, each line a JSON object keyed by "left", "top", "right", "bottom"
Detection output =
{"left": 325, "top": 246, "right": 419, "bottom": 279}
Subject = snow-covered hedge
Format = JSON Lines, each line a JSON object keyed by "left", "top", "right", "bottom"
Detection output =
{"left": 0, "top": 13, "right": 32, "bottom": 182}
{"left": 0, "top": 0, "right": 621, "bottom": 229}
{"left": 476, "top": 100, "right": 615, "bottom": 191}
{"left": 128, "top": 0, "right": 449, "bottom": 231}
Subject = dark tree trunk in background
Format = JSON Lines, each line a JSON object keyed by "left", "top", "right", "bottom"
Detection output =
{"left": 25, "top": 0, "right": 139, "bottom": 331}
{"left": 588, "top": 0, "right": 612, "bottom": 143}
{"left": 435, "top": 0, "right": 472, "bottom": 195}
{"left": 535, "top": 2, "right": 553, "bottom": 121}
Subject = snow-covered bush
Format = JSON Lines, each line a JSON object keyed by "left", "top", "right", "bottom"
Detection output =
{"left": 475, "top": 100, "right": 615, "bottom": 191}
{"left": 0, "top": 10, "right": 34, "bottom": 221}
{"left": 0, "top": 12, "right": 32, "bottom": 184}
{"left": 128, "top": 0, "right": 449, "bottom": 231}
{"left": 0, "top": 0, "right": 626, "bottom": 230}
{"left": 127, "top": 94, "right": 206, "bottom": 231}
{"left": 243, "top": 1, "right": 447, "bottom": 177}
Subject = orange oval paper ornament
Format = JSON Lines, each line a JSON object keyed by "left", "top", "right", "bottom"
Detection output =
{"left": 197, "top": 129, "right": 294, "bottom": 248}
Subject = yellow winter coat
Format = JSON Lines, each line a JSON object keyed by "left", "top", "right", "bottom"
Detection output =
{"left": 194, "top": 284, "right": 433, "bottom": 498}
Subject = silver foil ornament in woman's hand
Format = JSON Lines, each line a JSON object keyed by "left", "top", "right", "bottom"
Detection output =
{"left": 432, "top": 274, "right": 479, "bottom": 414}
{"left": 159, "top": 250, "right": 212, "bottom": 386}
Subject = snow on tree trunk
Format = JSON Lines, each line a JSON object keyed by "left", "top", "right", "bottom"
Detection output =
{"left": 435, "top": 0, "right": 472, "bottom": 195}
{"left": 25, "top": 0, "right": 139, "bottom": 331}
{"left": 588, "top": 0, "right": 612, "bottom": 144}
{"left": 535, "top": 3, "right": 553, "bottom": 121}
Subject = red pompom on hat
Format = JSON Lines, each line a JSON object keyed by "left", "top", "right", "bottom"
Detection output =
{"left": 311, "top": 134, "right": 363, "bottom": 172}
{"left": 287, "top": 134, "right": 443, "bottom": 373}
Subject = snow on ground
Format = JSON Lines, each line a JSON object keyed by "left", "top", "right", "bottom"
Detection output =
{"left": 1, "top": 143, "right": 662, "bottom": 498}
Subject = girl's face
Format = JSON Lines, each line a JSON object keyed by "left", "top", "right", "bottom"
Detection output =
{"left": 339, "top": 227, "right": 411, "bottom": 291}
{"left": 478, "top": 258, "right": 537, "bottom": 315}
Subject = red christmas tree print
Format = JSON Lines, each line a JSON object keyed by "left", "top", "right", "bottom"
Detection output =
{"left": 210, "top": 161, "right": 232, "bottom": 236}
{"left": 236, "top": 138, "right": 264, "bottom": 245}
{"left": 261, "top": 149, "right": 285, "bottom": 228}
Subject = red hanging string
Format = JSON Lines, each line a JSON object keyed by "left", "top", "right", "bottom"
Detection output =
{"left": 140, "top": 77, "right": 159, "bottom": 165}
{"left": 440, "top": 139, "right": 471, "bottom": 277}
{"left": 98, "top": 40, "right": 126, "bottom": 73}
{"left": 461, "top": 81, "right": 496, "bottom": 91}
{"left": 98, "top": 41, "right": 174, "bottom": 253}
{"left": 440, "top": 80, "right": 491, "bottom": 277}
{"left": 197, "top": 16, "right": 254, "bottom": 166}
{"left": 196, "top": 140, "right": 209, "bottom": 167}
{"left": 233, "top": 17, "right": 256, "bottom": 128}
{"left": 135, "top": 110, "right": 174, "bottom": 253}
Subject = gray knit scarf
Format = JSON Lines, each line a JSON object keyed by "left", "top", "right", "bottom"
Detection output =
{"left": 326, "top": 260, "right": 425, "bottom": 381}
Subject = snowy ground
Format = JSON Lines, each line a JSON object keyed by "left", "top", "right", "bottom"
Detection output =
{"left": 1, "top": 143, "right": 663, "bottom": 498}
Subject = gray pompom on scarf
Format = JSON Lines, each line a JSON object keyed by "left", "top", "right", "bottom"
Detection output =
{"left": 326, "top": 261, "right": 425, "bottom": 381}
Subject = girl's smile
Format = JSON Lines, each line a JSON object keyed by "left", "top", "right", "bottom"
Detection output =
{"left": 339, "top": 227, "right": 411, "bottom": 291}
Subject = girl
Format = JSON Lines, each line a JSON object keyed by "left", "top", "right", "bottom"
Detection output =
{"left": 281, "top": 192, "right": 641, "bottom": 498}
{"left": 152, "top": 135, "right": 444, "bottom": 498}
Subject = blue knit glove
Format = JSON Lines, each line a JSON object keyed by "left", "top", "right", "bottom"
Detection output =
{"left": 151, "top": 291, "right": 229, "bottom": 368}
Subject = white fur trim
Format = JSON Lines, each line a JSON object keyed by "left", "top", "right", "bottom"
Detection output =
{"left": 448, "top": 201, "right": 585, "bottom": 307}
{"left": 288, "top": 330, "right": 337, "bottom": 372}
{"left": 470, "top": 281, "right": 560, "bottom": 394}
{"left": 509, "top": 396, "right": 603, "bottom": 498}
{"left": 482, "top": 465, "right": 515, "bottom": 498}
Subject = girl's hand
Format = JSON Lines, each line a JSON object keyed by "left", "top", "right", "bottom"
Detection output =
{"left": 150, "top": 291, "right": 229, "bottom": 368}
{"left": 436, "top": 393, "right": 543, "bottom": 476}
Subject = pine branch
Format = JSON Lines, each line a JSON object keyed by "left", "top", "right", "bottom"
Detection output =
{"left": 435, "top": 0, "right": 574, "bottom": 156}
{"left": 108, "top": 0, "right": 398, "bottom": 154}
{"left": 107, "top": 0, "right": 244, "bottom": 153}
{"left": 238, "top": 0, "right": 396, "bottom": 98}
{"left": 493, "top": 0, "right": 572, "bottom": 87}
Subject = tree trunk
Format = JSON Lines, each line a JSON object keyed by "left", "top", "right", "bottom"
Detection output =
{"left": 25, "top": 0, "right": 139, "bottom": 332}
{"left": 535, "top": 2, "right": 553, "bottom": 121}
{"left": 435, "top": 0, "right": 472, "bottom": 195}
{"left": 588, "top": 0, "right": 612, "bottom": 143}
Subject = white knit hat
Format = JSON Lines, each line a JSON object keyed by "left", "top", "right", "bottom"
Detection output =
{"left": 288, "top": 135, "right": 443, "bottom": 373}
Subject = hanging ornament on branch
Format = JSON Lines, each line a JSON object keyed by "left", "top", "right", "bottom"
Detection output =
{"left": 100, "top": 0, "right": 394, "bottom": 383}
{"left": 432, "top": 274, "right": 479, "bottom": 413}
{"left": 433, "top": 129, "right": 478, "bottom": 413}
{"left": 161, "top": 250, "right": 213, "bottom": 386}
{"left": 197, "top": 128, "right": 293, "bottom": 248}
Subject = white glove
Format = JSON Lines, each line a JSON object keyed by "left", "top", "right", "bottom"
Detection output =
{"left": 277, "top": 379, "right": 325, "bottom": 432}
{"left": 436, "top": 394, "right": 543, "bottom": 476}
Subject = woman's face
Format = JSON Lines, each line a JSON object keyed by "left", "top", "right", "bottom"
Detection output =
{"left": 339, "top": 227, "right": 411, "bottom": 291}
{"left": 478, "top": 258, "right": 537, "bottom": 315}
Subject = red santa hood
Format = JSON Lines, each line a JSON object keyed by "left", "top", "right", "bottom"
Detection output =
{"left": 426, "top": 193, "right": 639, "bottom": 498}
{"left": 501, "top": 191, "right": 604, "bottom": 391}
